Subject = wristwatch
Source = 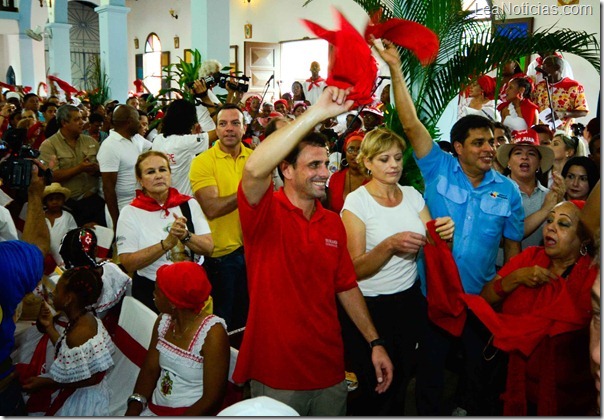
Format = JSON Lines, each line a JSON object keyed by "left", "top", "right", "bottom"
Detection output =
{"left": 369, "top": 338, "right": 386, "bottom": 349}
{"left": 181, "top": 230, "right": 192, "bottom": 243}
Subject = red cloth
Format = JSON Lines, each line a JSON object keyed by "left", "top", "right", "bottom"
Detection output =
{"left": 129, "top": 188, "right": 191, "bottom": 217}
{"left": 327, "top": 168, "right": 369, "bottom": 214}
{"left": 148, "top": 401, "right": 187, "bottom": 416}
{"left": 0, "top": 81, "right": 16, "bottom": 91}
{"left": 423, "top": 219, "right": 467, "bottom": 336}
{"left": 477, "top": 75, "right": 496, "bottom": 100}
{"left": 301, "top": 9, "right": 378, "bottom": 107}
{"left": 305, "top": 76, "right": 326, "bottom": 91}
{"left": 233, "top": 185, "right": 358, "bottom": 389}
{"left": 497, "top": 98, "right": 539, "bottom": 128}
{"left": 364, "top": 9, "right": 439, "bottom": 65}
{"left": 461, "top": 247, "right": 597, "bottom": 415}
{"left": 48, "top": 75, "right": 79, "bottom": 95}
{"left": 156, "top": 262, "right": 211, "bottom": 313}
{"left": 133, "top": 79, "right": 144, "bottom": 93}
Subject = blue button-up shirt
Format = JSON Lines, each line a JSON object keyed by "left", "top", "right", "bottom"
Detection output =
{"left": 415, "top": 143, "right": 524, "bottom": 295}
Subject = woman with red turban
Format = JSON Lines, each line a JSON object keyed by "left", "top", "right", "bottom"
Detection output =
{"left": 126, "top": 261, "right": 230, "bottom": 416}
{"left": 457, "top": 75, "right": 499, "bottom": 121}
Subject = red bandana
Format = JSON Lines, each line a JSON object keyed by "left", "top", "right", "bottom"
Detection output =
{"left": 130, "top": 188, "right": 191, "bottom": 217}
{"left": 306, "top": 77, "right": 325, "bottom": 91}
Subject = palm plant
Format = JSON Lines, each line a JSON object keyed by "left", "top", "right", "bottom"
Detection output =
{"left": 304, "top": 0, "right": 600, "bottom": 191}
{"left": 83, "top": 55, "right": 110, "bottom": 107}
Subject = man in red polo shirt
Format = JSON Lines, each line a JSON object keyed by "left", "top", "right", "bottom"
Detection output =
{"left": 234, "top": 86, "right": 393, "bottom": 415}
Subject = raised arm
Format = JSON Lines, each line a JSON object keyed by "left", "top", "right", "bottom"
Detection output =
{"left": 22, "top": 163, "right": 50, "bottom": 255}
{"left": 241, "top": 87, "right": 353, "bottom": 206}
{"left": 372, "top": 37, "right": 433, "bottom": 158}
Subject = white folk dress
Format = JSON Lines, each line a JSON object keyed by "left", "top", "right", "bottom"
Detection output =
{"left": 141, "top": 314, "right": 226, "bottom": 416}
{"left": 48, "top": 317, "right": 115, "bottom": 416}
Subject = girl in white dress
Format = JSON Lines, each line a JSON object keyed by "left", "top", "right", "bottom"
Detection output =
{"left": 21, "top": 267, "right": 115, "bottom": 416}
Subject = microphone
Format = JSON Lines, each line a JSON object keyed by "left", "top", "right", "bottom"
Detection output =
{"left": 535, "top": 67, "right": 549, "bottom": 75}
{"left": 266, "top": 74, "right": 275, "bottom": 85}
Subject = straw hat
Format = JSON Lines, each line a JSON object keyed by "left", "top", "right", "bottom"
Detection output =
{"left": 43, "top": 182, "right": 71, "bottom": 200}
{"left": 496, "top": 129, "right": 555, "bottom": 173}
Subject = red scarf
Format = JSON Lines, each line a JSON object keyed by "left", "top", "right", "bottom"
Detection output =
{"left": 306, "top": 77, "right": 325, "bottom": 91}
{"left": 462, "top": 249, "right": 596, "bottom": 415}
{"left": 130, "top": 188, "right": 191, "bottom": 217}
{"left": 423, "top": 220, "right": 467, "bottom": 336}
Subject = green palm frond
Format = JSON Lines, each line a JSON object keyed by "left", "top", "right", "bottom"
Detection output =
{"left": 303, "top": 0, "right": 599, "bottom": 192}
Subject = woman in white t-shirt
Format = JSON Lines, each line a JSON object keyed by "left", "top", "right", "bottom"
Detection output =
{"left": 152, "top": 99, "right": 213, "bottom": 196}
{"left": 117, "top": 151, "right": 214, "bottom": 312}
{"left": 340, "top": 127, "right": 454, "bottom": 415}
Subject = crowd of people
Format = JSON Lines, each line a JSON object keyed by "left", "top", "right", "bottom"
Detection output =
{"left": 0, "top": 37, "right": 600, "bottom": 417}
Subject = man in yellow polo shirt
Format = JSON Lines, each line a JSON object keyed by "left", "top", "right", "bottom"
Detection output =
{"left": 189, "top": 103, "right": 252, "bottom": 331}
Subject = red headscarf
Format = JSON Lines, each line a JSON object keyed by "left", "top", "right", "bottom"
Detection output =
{"left": 477, "top": 75, "right": 496, "bottom": 100}
{"left": 157, "top": 262, "right": 212, "bottom": 313}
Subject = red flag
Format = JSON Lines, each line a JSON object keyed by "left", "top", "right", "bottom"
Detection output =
{"left": 364, "top": 10, "right": 439, "bottom": 66}
{"left": 48, "top": 75, "right": 79, "bottom": 94}
{"left": 301, "top": 9, "right": 377, "bottom": 107}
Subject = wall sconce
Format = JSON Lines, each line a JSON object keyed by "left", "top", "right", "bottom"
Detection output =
{"left": 169, "top": 9, "right": 178, "bottom": 19}
{"left": 174, "top": 36, "right": 180, "bottom": 49}
{"left": 134, "top": 37, "right": 139, "bottom": 49}
{"left": 40, "top": 0, "right": 52, "bottom": 7}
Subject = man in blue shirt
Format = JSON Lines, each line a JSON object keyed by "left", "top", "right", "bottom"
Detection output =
{"left": 374, "top": 38, "right": 523, "bottom": 415}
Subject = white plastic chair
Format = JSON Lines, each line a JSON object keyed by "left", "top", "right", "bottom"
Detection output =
{"left": 106, "top": 296, "right": 157, "bottom": 416}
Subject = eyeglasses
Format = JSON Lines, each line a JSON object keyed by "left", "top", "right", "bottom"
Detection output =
{"left": 346, "top": 147, "right": 361, "bottom": 154}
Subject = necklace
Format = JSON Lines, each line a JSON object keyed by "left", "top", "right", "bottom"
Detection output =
{"left": 54, "top": 310, "right": 86, "bottom": 359}
{"left": 171, "top": 313, "right": 202, "bottom": 339}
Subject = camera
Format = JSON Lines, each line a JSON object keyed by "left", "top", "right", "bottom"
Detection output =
{"left": 190, "top": 72, "right": 250, "bottom": 93}
{"left": 0, "top": 128, "right": 52, "bottom": 189}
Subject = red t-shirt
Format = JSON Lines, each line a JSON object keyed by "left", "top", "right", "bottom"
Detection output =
{"left": 233, "top": 185, "right": 358, "bottom": 390}
{"left": 328, "top": 168, "right": 370, "bottom": 214}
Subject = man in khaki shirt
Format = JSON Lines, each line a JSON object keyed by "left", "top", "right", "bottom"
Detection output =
{"left": 39, "top": 104, "right": 106, "bottom": 226}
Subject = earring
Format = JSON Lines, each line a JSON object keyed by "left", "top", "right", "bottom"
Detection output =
{"left": 367, "top": 169, "right": 372, "bottom": 176}
{"left": 580, "top": 243, "right": 588, "bottom": 256}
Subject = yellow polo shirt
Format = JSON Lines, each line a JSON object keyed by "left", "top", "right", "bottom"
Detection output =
{"left": 189, "top": 141, "right": 253, "bottom": 258}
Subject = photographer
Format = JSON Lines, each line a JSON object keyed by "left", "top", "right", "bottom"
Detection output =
{"left": 0, "top": 162, "right": 50, "bottom": 415}
{"left": 192, "top": 66, "right": 248, "bottom": 133}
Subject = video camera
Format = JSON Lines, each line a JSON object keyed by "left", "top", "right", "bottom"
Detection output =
{"left": 0, "top": 128, "right": 52, "bottom": 189}
{"left": 189, "top": 72, "right": 250, "bottom": 94}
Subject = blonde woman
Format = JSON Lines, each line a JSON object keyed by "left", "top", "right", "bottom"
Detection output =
{"left": 340, "top": 127, "right": 454, "bottom": 415}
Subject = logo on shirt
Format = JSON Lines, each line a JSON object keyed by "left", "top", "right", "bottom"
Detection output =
{"left": 325, "top": 238, "right": 338, "bottom": 248}
{"left": 490, "top": 191, "right": 508, "bottom": 200}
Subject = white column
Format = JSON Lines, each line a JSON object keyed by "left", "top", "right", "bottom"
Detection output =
{"left": 16, "top": 0, "right": 34, "bottom": 88}
{"left": 191, "top": 0, "right": 230, "bottom": 68}
{"left": 95, "top": 3, "right": 130, "bottom": 102}
{"left": 46, "top": 23, "right": 72, "bottom": 82}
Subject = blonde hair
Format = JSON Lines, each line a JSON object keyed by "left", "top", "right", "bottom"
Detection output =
{"left": 357, "top": 127, "right": 407, "bottom": 175}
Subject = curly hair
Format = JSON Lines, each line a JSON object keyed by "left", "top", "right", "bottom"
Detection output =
{"left": 61, "top": 266, "right": 103, "bottom": 309}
